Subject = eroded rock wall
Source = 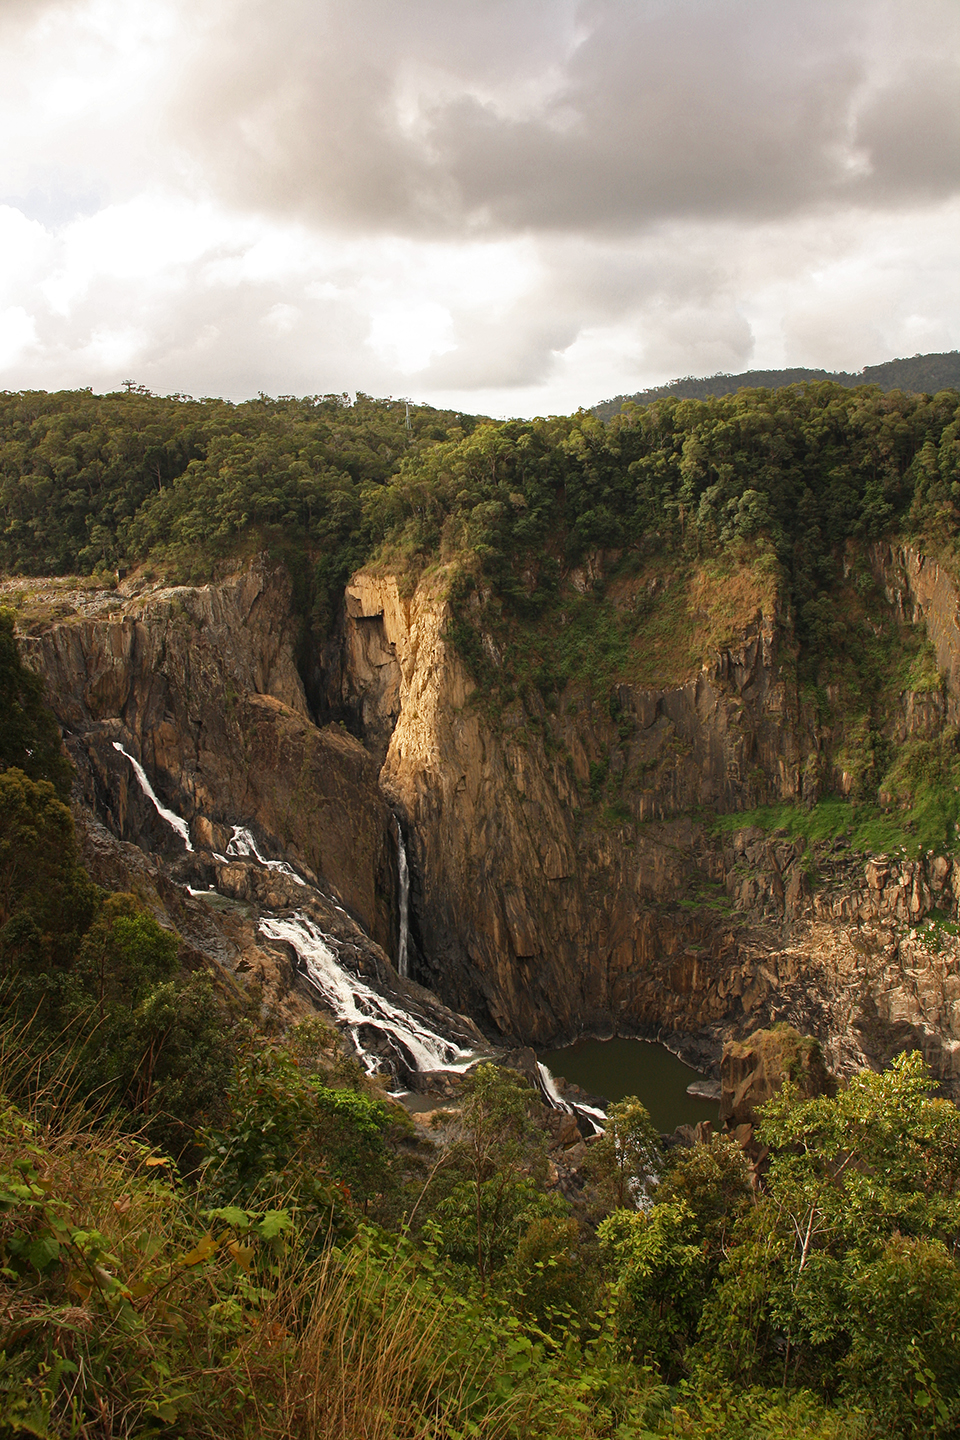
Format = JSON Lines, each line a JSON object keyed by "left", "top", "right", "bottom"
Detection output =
{"left": 18, "top": 562, "right": 398, "bottom": 954}
{"left": 336, "top": 561, "right": 960, "bottom": 1095}
{"left": 335, "top": 571, "right": 798, "bottom": 1044}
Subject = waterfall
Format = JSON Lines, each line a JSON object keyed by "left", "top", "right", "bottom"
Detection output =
{"left": 537, "top": 1061, "right": 571, "bottom": 1111}
{"left": 113, "top": 743, "right": 193, "bottom": 851}
{"left": 258, "top": 912, "right": 473, "bottom": 1074}
{"left": 395, "top": 818, "right": 411, "bottom": 979}
{"left": 225, "top": 825, "right": 299, "bottom": 879}
{"left": 107, "top": 749, "right": 476, "bottom": 1079}
{"left": 537, "top": 1060, "right": 606, "bottom": 1133}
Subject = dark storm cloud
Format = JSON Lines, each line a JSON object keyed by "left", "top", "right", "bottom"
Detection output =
{"left": 174, "top": 0, "right": 960, "bottom": 237}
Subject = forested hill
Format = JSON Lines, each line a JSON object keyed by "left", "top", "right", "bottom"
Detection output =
{"left": 1, "top": 382, "right": 959, "bottom": 666}
{"left": 592, "top": 349, "right": 960, "bottom": 422}
{"left": 0, "top": 387, "right": 476, "bottom": 628}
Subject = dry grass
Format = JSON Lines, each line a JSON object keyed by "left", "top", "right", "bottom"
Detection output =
{"left": 0, "top": 1059, "right": 610, "bottom": 1440}
{"left": 606, "top": 546, "right": 781, "bottom": 691}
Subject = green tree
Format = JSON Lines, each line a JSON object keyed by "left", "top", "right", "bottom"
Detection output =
{"left": 582, "top": 1095, "right": 662, "bottom": 1214}
{"left": 697, "top": 1052, "right": 960, "bottom": 1435}
{"left": 0, "top": 609, "right": 71, "bottom": 797}
{"left": 201, "top": 1041, "right": 404, "bottom": 1227}
{"left": 598, "top": 1135, "right": 751, "bottom": 1377}
{"left": 424, "top": 1064, "right": 560, "bottom": 1289}
{"left": 0, "top": 768, "right": 97, "bottom": 984}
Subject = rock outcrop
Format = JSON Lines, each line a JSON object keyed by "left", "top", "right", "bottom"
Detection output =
{"left": 13, "top": 542, "right": 960, "bottom": 1101}
{"left": 719, "top": 1026, "right": 834, "bottom": 1129}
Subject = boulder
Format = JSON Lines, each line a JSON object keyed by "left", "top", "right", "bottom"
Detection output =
{"left": 719, "top": 1025, "right": 834, "bottom": 1128}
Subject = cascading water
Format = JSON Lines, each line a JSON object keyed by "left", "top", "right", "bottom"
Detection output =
{"left": 395, "top": 818, "right": 411, "bottom": 980}
{"left": 224, "top": 825, "right": 299, "bottom": 879}
{"left": 113, "top": 742, "right": 193, "bottom": 851}
{"left": 537, "top": 1061, "right": 606, "bottom": 1133}
{"left": 111, "top": 746, "right": 475, "bottom": 1080}
{"left": 259, "top": 912, "right": 473, "bottom": 1074}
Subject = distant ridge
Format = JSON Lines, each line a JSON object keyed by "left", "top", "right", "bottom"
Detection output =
{"left": 591, "top": 350, "right": 960, "bottom": 422}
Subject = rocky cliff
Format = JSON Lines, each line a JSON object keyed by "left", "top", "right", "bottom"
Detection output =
{"left": 7, "top": 563, "right": 487, "bottom": 1084}
{"left": 14, "top": 563, "right": 396, "bottom": 952}
{"left": 12, "top": 541, "right": 960, "bottom": 1098}
{"left": 329, "top": 553, "right": 960, "bottom": 1093}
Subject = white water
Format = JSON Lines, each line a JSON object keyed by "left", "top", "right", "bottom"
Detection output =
{"left": 109, "top": 746, "right": 473, "bottom": 1079}
{"left": 537, "top": 1060, "right": 606, "bottom": 1133}
{"left": 396, "top": 820, "right": 411, "bottom": 979}
{"left": 113, "top": 743, "right": 193, "bottom": 851}
{"left": 259, "top": 912, "right": 475, "bottom": 1075}
{"left": 225, "top": 825, "right": 300, "bottom": 879}
{"left": 537, "top": 1061, "right": 571, "bottom": 1111}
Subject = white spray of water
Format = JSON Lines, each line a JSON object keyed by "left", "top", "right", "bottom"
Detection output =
{"left": 537, "top": 1062, "right": 570, "bottom": 1110}
{"left": 537, "top": 1061, "right": 606, "bottom": 1133}
{"left": 395, "top": 820, "right": 410, "bottom": 979}
{"left": 225, "top": 825, "right": 300, "bottom": 879}
{"left": 113, "top": 743, "right": 193, "bottom": 851}
{"left": 259, "top": 912, "right": 475, "bottom": 1075}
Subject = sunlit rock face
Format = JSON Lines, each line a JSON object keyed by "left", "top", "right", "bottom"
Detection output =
{"left": 20, "top": 560, "right": 397, "bottom": 954}
{"left": 13, "top": 560, "right": 487, "bottom": 1086}
{"left": 330, "top": 561, "right": 960, "bottom": 1094}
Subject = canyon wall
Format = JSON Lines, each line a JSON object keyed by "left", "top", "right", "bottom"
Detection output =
{"left": 13, "top": 540, "right": 960, "bottom": 1094}
{"left": 14, "top": 562, "right": 397, "bottom": 954}
{"left": 333, "top": 558, "right": 960, "bottom": 1090}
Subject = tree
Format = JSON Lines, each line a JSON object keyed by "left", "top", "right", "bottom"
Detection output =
{"left": 598, "top": 1135, "right": 751, "bottom": 1377}
{"left": 0, "top": 608, "right": 71, "bottom": 797}
{"left": 424, "top": 1063, "right": 560, "bottom": 1289}
{"left": 582, "top": 1095, "right": 662, "bottom": 1214}
{"left": 0, "top": 767, "right": 97, "bottom": 983}
{"left": 697, "top": 1052, "right": 960, "bottom": 1435}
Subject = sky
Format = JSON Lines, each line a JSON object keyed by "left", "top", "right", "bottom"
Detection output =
{"left": 0, "top": 0, "right": 957, "bottom": 417}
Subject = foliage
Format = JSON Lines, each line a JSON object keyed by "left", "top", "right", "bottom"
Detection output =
{"left": 0, "top": 388, "right": 473, "bottom": 640}
{"left": 0, "top": 608, "right": 72, "bottom": 798}
{"left": 599, "top": 1137, "right": 751, "bottom": 1377}
{"left": 592, "top": 351, "right": 960, "bottom": 419}
{"left": 0, "top": 1077, "right": 667, "bottom": 1440}
{"left": 200, "top": 1041, "right": 411, "bottom": 1228}
{"left": 583, "top": 1095, "right": 663, "bottom": 1214}
{"left": 422, "top": 1063, "right": 562, "bottom": 1289}
{"left": 696, "top": 1053, "right": 960, "bottom": 1435}
{"left": 0, "top": 768, "right": 97, "bottom": 979}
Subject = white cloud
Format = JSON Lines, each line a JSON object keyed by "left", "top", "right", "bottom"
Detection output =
{"left": 367, "top": 301, "right": 455, "bottom": 373}
{"left": 0, "top": 0, "right": 955, "bottom": 412}
{"left": 0, "top": 306, "right": 38, "bottom": 368}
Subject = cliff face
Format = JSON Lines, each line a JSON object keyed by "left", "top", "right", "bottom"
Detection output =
{"left": 334, "top": 570, "right": 789, "bottom": 1044}
{"left": 876, "top": 542, "right": 960, "bottom": 724}
{"left": 17, "top": 563, "right": 396, "bottom": 954}
{"left": 14, "top": 542, "right": 960, "bottom": 1097}
{"left": 10, "top": 561, "right": 487, "bottom": 1082}
{"left": 333, "top": 558, "right": 960, "bottom": 1092}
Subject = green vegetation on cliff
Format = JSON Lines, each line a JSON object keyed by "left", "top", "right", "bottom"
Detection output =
{"left": 3, "top": 379, "right": 960, "bottom": 848}
{"left": 0, "top": 387, "right": 474, "bottom": 630}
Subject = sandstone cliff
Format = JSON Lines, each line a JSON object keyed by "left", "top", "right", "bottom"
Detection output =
{"left": 13, "top": 562, "right": 397, "bottom": 954}
{"left": 12, "top": 541, "right": 960, "bottom": 1099}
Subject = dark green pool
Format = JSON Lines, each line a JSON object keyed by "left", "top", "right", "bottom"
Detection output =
{"left": 538, "top": 1037, "right": 719, "bottom": 1133}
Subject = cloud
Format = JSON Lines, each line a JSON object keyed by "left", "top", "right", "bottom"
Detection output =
{"left": 169, "top": 0, "right": 960, "bottom": 235}
{"left": 0, "top": 0, "right": 957, "bottom": 413}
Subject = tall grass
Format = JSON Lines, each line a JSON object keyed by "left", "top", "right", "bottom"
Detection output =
{"left": 0, "top": 1031, "right": 660, "bottom": 1439}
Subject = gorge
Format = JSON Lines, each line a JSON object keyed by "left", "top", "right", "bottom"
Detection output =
{"left": 8, "top": 534, "right": 960, "bottom": 1105}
